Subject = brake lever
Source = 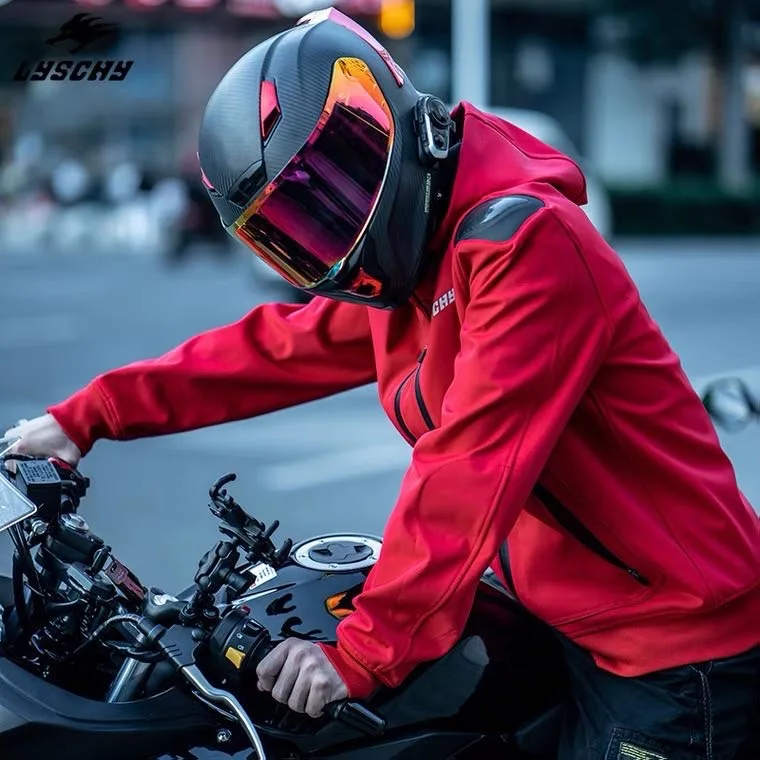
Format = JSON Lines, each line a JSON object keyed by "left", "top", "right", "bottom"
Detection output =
{"left": 0, "top": 436, "right": 21, "bottom": 458}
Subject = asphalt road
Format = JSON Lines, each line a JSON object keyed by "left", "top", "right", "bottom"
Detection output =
{"left": 1, "top": 240, "right": 759, "bottom": 593}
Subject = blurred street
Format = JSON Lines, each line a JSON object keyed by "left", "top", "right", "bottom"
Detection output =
{"left": 2, "top": 242, "right": 759, "bottom": 594}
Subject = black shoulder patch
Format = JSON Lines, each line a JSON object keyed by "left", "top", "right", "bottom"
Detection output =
{"left": 454, "top": 195, "right": 545, "bottom": 244}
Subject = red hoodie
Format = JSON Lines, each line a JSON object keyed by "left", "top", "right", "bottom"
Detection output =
{"left": 49, "top": 103, "right": 760, "bottom": 698}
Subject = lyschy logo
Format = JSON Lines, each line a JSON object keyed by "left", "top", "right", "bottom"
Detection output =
{"left": 13, "top": 13, "right": 133, "bottom": 83}
{"left": 432, "top": 288, "right": 456, "bottom": 316}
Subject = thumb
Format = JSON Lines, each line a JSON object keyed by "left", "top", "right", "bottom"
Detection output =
{"left": 1, "top": 438, "right": 20, "bottom": 474}
{"left": 3, "top": 420, "right": 27, "bottom": 440}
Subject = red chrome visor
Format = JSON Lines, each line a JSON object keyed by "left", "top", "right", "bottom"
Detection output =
{"left": 229, "top": 57, "right": 395, "bottom": 291}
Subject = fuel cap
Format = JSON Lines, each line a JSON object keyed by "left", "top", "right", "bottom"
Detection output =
{"left": 308, "top": 542, "right": 373, "bottom": 565}
{"left": 291, "top": 534, "right": 382, "bottom": 572}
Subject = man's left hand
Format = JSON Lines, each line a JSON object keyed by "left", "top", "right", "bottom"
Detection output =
{"left": 256, "top": 639, "right": 348, "bottom": 718}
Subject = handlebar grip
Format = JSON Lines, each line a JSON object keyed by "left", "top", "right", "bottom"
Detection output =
{"left": 325, "top": 700, "right": 386, "bottom": 737}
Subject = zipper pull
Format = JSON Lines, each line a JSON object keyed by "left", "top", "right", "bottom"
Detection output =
{"left": 626, "top": 568, "right": 650, "bottom": 587}
{"left": 417, "top": 348, "right": 428, "bottom": 363}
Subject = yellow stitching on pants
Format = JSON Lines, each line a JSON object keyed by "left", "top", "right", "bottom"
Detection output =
{"left": 618, "top": 742, "right": 667, "bottom": 760}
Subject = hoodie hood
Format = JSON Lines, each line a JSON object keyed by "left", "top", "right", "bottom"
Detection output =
{"left": 431, "top": 102, "right": 588, "bottom": 251}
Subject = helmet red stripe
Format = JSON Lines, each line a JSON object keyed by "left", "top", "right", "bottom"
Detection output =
{"left": 197, "top": 152, "right": 216, "bottom": 191}
{"left": 297, "top": 8, "right": 404, "bottom": 87}
{"left": 260, "top": 80, "right": 281, "bottom": 141}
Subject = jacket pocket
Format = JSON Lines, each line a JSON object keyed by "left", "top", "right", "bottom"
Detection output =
{"left": 532, "top": 482, "right": 650, "bottom": 587}
{"left": 511, "top": 473, "right": 665, "bottom": 629}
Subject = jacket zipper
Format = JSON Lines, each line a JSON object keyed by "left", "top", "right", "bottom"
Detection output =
{"left": 396, "top": 348, "right": 650, "bottom": 589}
{"left": 414, "top": 348, "right": 435, "bottom": 430}
{"left": 394, "top": 349, "right": 433, "bottom": 444}
{"left": 393, "top": 367, "right": 418, "bottom": 444}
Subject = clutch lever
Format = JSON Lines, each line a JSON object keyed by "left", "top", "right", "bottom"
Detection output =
{"left": 147, "top": 622, "right": 268, "bottom": 759}
{"left": 181, "top": 664, "right": 267, "bottom": 760}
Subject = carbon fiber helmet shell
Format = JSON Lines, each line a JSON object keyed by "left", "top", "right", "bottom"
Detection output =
{"left": 198, "top": 11, "right": 437, "bottom": 308}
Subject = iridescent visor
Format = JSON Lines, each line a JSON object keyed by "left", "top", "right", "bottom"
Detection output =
{"left": 228, "top": 57, "right": 395, "bottom": 289}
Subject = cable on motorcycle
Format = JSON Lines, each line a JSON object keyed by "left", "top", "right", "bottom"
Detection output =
{"left": 67, "top": 613, "right": 147, "bottom": 660}
{"left": 9, "top": 524, "right": 42, "bottom": 592}
{"left": 11, "top": 552, "right": 32, "bottom": 635}
{"left": 102, "top": 640, "right": 163, "bottom": 663}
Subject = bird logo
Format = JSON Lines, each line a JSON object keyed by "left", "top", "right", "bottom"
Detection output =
{"left": 45, "top": 13, "right": 119, "bottom": 55}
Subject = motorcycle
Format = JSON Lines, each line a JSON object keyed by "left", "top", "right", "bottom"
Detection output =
{"left": 0, "top": 441, "right": 568, "bottom": 760}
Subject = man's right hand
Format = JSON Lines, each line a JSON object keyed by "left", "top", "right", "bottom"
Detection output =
{"left": 3, "top": 414, "right": 82, "bottom": 470}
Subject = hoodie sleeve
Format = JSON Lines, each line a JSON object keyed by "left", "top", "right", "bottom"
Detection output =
{"left": 320, "top": 209, "right": 612, "bottom": 697}
{"left": 48, "top": 297, "right": 376, "bottom": 455}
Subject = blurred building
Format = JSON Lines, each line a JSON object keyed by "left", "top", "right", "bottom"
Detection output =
{"left": 1, "top": 0, "right": 759, "bottom": 191}
{"left": 413, "top": 0, "right": 760, "bottom": 189}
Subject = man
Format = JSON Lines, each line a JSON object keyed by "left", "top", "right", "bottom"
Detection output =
{"left": 6, "top": 10, "right": 759, "bottom": 759}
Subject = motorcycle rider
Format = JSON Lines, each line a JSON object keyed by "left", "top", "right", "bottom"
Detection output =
{"left": 6, "top": 9, "right": 760, "bottom": 758}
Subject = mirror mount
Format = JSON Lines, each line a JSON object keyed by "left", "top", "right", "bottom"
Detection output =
{"left": 701, "top": 377, "right": 759, "bottom": 433}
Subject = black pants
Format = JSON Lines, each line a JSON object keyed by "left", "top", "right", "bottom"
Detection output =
{"left": 556, "top": 637, "right": 760, "bottom": 760}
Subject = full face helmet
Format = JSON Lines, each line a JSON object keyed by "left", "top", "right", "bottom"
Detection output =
{"left": 198, "top": 8, "right": 454, "bottom": 309}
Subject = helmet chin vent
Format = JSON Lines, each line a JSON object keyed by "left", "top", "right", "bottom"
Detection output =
{"left": 228, "top": 162, "right": 267, "bottom": 208}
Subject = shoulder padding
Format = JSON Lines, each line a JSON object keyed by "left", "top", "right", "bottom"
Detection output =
{"left": 454, "top": 194, "right": 545, "bottom": 244}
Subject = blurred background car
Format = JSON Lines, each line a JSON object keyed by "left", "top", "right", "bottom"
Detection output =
{"left": 0, "top": 0, "right": 759, "bottom": 592}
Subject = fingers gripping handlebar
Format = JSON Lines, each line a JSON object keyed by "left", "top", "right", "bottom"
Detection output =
{"left": 204, "top": 607, "right": 386, "bottom": 739}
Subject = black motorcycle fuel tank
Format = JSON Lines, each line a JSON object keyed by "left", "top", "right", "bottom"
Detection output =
{"left": 227, "top": 534, "right": 385, "bottom": 646}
